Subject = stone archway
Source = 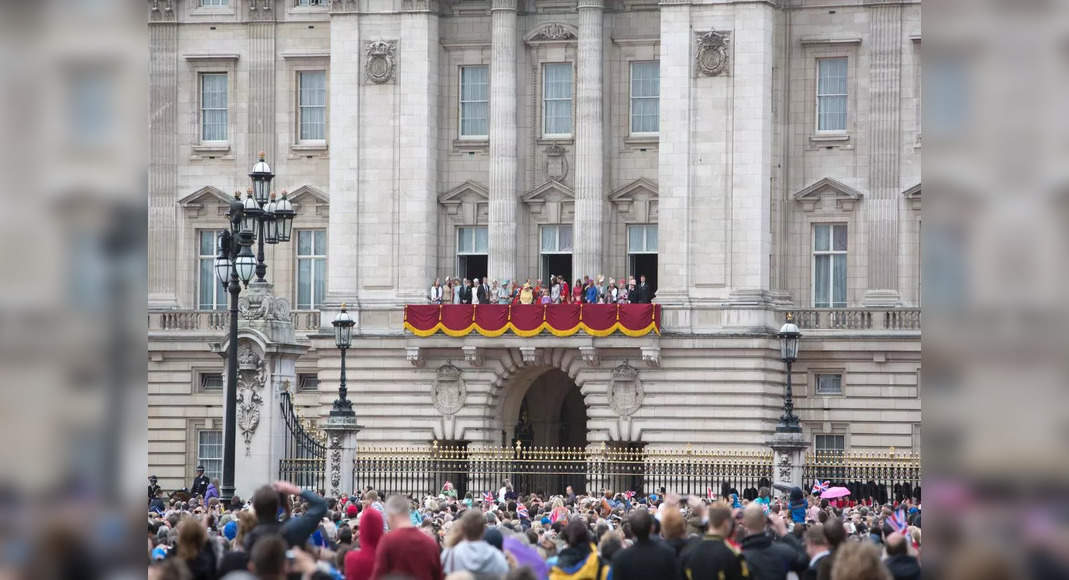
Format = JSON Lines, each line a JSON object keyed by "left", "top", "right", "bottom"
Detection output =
{"left": 498, "top": 365, "right": 589, "bottom": 449}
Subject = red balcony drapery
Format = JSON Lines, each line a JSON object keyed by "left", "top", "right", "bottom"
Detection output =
{"left": 403, "top": 304, "right": 661, "bottom": 337}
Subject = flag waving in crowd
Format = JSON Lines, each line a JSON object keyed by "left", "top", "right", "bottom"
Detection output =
{"left": 482, "top": 491, "right": 495, "bottom": 505}
{"left": 707, "top": 487, "right": 714, "bottom": 499}
{"left": 812, "top": 480, "right": 830, "bottom": 495}
{"left": 624, "top": 490, "right": 635, "bottom": 500}
{"left": 516, "top": 503, "right": 529, "bottom": 519}
{"left": 888, "top": 508, "right": 909, "bottom": 533}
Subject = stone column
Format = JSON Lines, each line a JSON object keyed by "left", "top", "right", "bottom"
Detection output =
{"left": 572, "top": 0, "right": 605, "bottom": 280}
{"left": 768, "top": 431, "right": 808, "bottom": 494}
{"left": 864, "top": 4, "right": 903, "bottom": 306}
{"left": 323, "top": 418, "right": 361, "bottom": 498}
{"left": 325, "top": 7, "right": 360, "bottom": 309}
{"left": 148, "top": 11, "right": 178, "bottom": 308}
{"left": 488, "top": 0, "right": 519, "bottom": 284}
{"left": 247, "top": 12, "right": 277, "bottom": 168}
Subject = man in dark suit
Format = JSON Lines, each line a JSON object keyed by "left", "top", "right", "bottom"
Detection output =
{"left": 190, "top": 465, "right": 210, "bottom": 497}
{"left": 884, "top": 532, "right": 921, "bottom": 580}
{"left": 633, "top": 275, "right": 652, "bottom": 303}
{"left": 610, "top": 508, "right": 677, "bottom": 580}
{"left": 475, "top": 277, "right": 489, "bottom": 304}
{"left": 740, "top": 505, "right": 807, "bottom": 580}
{"left": 680, "top": 503, "right": 749, "bottom": 580}
{"left": 802, "top": 524, "right": 831, "bottom": 580}
{"left": 459, "top": 279, "right": 473, "bottom": 304}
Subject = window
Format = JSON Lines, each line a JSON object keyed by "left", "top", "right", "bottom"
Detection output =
{"left": 200, "top": 372, "right": 223, "bottom": 392}
{"left": 816, "top": 57, "right": 848, "bottom": 132}
{"left": 197, "top": 430, "right": 223, "bottom": 482}
{"left": 198, "top": 230, "right": 227, "bottom": 310}
{"left": 200, "top": 0, "right": 228, "bottom": 5}
{"left": 815, "top": 434, "right": 845, "bottom": 454}
{"left": 540, "top": 225, "right": 574, "bottom": 253}
{"left": 630, "top": 61, "right": 659, "bottom": 135}
{"left": 813, "top": 224, "right": 847, "bottom": 308}
{"left": 456, "top": 226, "right": 488, "bottom": 281}
{"left": 200, "top": 73, "right": 228, "bottom": 142}
{"left": 296, "top": 230, "right": 326, "bottom": 310}
{"left": 296, "top": 0, "right": 324, "bottom": 5}
{"left": 298, "top": 71, "right": 327, "bottom": 142}
{"left": 815, "top": 373, "right": 842, "bottom": 395}
{"left": 627, "top": 225, "right": 657, "bottom": 254}
{"left": 297, "top": 373, "right": 319, "bottom": 392}
{"left": 459, "top": 66, "right": 489, "bottom": 138}
{"left": 542, "top": 63, "right": 573, "bottom": 137}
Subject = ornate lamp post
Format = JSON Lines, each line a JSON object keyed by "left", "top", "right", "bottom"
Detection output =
{"left": 330, "top": 306, "right": 356, "bottom": 418}
{"left": 214, "top": 153, "right": 297, "bottom": 503}
{"left": 775, "top": 315, "right": 802, "bottom": 433}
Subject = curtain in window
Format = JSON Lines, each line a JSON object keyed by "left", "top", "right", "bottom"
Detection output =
{"left": 201, "top": 74, "right": 228, "bottom": 141}
{"left": 299, "top": 71, "right": 326, "bottom": 141}
{"left": 198, "top": 430, "right": 223, "bottom": 482}
{"left": 630, "top": 62, "right": 660, "bottom": 133}
{"left": 817, "top": 58, "right": 847, "bottom": 131}
{"left": 832, "top": 254, "right": 847, "bottom": 307}
{"left": 543, "top": 64, "right": 573, "bottom": 135}
{"left": 541, "top": 227, "right": 555, "bottom": 252}
{"left": 474, "top": 227, "right": 489, "bottom": 253}
{"left": 628, "top": 226, "right": 644, "bottom": 253}
{"left": 814, "top": 254, "right": 830, "bottom": 308}
{"left": 645, "top": 226, "right": 658, "bottom": 251}
{"left": 558, "top": 225, "right": 573, "bottom": 252}
{"left": 460, "top": 66, "right": 488, "bottom": 137}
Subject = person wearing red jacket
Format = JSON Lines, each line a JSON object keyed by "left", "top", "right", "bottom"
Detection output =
{"left": 370, "top": 495, "right": 443, "bottom": 580}
{"left": 344, "top": 506, "right": 383, "bottom": 580}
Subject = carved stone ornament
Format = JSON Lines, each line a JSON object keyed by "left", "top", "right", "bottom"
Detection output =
{"left": 236, "top": 347, "right": 267, "bottom": 456}
{"left": 433, "top": 364, "right": 466, "bottom": 416}
{"left": 365, "top": 40, "right": 397, "bottom": 84}
{"left": 328, "top": 434, "right": 343, "bottom": 496}
{"left": 544, "top": 144, "right": 569, "bottom": 182}
{"left": 530, "top": 23, "right": 576, "bottom": 42}
{"left": 777, "top": 452, "right": 793, "bottom": 481}
{"left": 695, "top": 31, "right": 730, "bottom": 77}
{"left": 239, "top": 294, "right": 291, "bottom": 322}
{"left": 608, "top": 362, "right": 643, "bottom": 417}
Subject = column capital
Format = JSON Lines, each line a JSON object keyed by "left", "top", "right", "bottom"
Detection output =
{"left": 490, "top": 0, "right": 517, "bottom": 12}
{"left": 577, "top": 0, "right": 604, "bottom": 10}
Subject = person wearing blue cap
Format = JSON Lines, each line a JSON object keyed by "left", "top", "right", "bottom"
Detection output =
{"left": 222, "top": 520, "right": 238, "bottom": 543}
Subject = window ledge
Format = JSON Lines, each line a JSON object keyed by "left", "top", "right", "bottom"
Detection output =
{"left": 291, "top": 143, "right": 328, "bottom": 152}
{"left": 453, "top": 138, "right": 489, "bottom": 152}
{"left": 190, "top": 7, "right": 236, "bottom": 17}
{"left": 626, "top": 135, "right": 659, "bottom": 144}
{"left": 807, "top": 134, "right": 852, "bottom": 150}
{"left": 192, "top": 144, "right": 231, "bottom": 153}
{"left": 538, "top": 137, "right": 574, "bottom": 145}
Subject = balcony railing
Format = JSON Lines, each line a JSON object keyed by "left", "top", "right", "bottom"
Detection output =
{"left": 783, "top": 308, "right": 921, "bottom": 331}
{"left": 148, "top": 310, "right": 321, "bottom": 332}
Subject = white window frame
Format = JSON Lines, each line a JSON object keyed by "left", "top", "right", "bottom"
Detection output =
{"left": 199, "top": 72, "right": 229, "bottom": 144}
{"left": 295, "top": 0, "right": 325, "bottom": 6}
{"left": 812, "top": 223, "right": 847, "bottom": 308}
{"left": 196, "top": 429, "right": 223, "bottom": 483}
{"left": 813, "top": 372, "right": 844, "bottom": 396}
{"left": 540, "top": 224, "right": 574, "bottom": 255}
{"left": 456, "top": 226, "right": 488, "bottom": 256}
{"left": 297, "top": 70, "right": 327, "bottom": 145}
{"left": 542, "top": 62, "right": 574, "bottom": 139}
{"left": 295, "top": 229, "right": 327, "bottom": 310}
{"left": 458, "top": 65, "right": 489, "bottom": 140}
{"left": 197, "top": 229, "right": 227, "bottom": 310}
{"left": 629, "top": 61, "right": 660, "bottom": 137}
{"left": 816, "top": 57, "right": 848, "bottom": 134}
{"left": 814, "top": 433, "right": 846, "bottom": 455}
{"left": 627, "top": 224, "right": 658, "bottom": 254}
{"left": 199, "top": 0, "right": 228, "bottom": 6}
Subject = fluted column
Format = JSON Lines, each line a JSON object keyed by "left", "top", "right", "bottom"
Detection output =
{"left": 572, "top": 0, "right": 605, "bottom": 280}
{"left": 148, "top": 14, "right": 178, "bottom": 308}
{"left": 488, "top": 0, "right": 519, "bottom": 283}
{"left": 325, "top": 8, "right": 360, "bottom": 308}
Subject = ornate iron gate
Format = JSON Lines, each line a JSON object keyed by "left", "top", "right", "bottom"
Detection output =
{"left": 278, "top": 391, "right": 326, "bottom": 493}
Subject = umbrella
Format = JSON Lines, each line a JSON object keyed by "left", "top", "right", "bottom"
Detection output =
{"left": 821, "top": 487, "right": 851, "bottom": 499}
{"left": 503, "top": 535, "right": 549, "bottom": 580}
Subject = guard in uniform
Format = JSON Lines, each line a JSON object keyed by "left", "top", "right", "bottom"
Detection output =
{"left": 190, "top": 465, "right": 210, "bottom": 497}
{"left": 148, "top": 475, "right": 161, "bottom": 502}
{"left": 680, "top": 504, "right": 750, "bottom": 580}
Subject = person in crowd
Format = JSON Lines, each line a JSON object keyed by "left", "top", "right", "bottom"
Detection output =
{"left": 430, "top": 278, "right": 444, "bottom": 304}
{"left": 497, "top": 280, "right": 511, "bottom": 304}
{"left": 631, "top": 275, "right": 652, "bottom": 304}
{"left": 679, "top": 502, "right": 749, "bottom": 580}
{"left": 549, "top": 519, "right": 605, "bottom": 580}
{"left": 831, "top": 541, "right": 891, "bottom": 580}
{"left": 204, "top": 478, "right": 220, "bottom": 502}
{"left": 440, "top": 481, "right": 458, "bottom": 499}
{"left": 520, "top": 283, "right": 535, "bottom": 305}
{"left": 344, "top": 505, "right": 384, "bottom": 580}
{"left": 883, "top": 532, "right": 921, "bottom": 580}
{"left": 773, "top": 483, "right": 808, "bottom": 524}
{"left": 572, "top": 280, "right": 584, "bottom": 303}
{"left": 441, "top": 509, "right": 508, "bottom": 576}
{"left": 190, "top": 466, "right": 210, "bottom": 498}
{"left": 739, "top": 504, "right": 807, "bottom": 580}
{"left": 174, "top": 517, "right": 217, "bottom": 580}
{"left": 802, "top": 524, "right": 831, "bottom": 580}
{"left": 372, "top": 494, "right": 443, "bottom": 580}
{"left": 753, "top": 487, "right": 772, "bottom": 510}
{"left": 659, "top": 506, "right": 691, "bottom": 557}
{"left": 244, "top": 481, "right": 327, "bottom": 551}
{"left": 442, "top": 279, "right": 454, "bottom": 305}
{"left": 249, "top": 534, "right": 287, "bottom": 580}
{"left": 608, "top": 508, "right": 674, "bottom": 580}
{"left": 149, "top": 475, "right": 162, "bottom": 502}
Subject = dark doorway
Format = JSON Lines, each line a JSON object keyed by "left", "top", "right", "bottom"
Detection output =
{"left": 511, "top": 369, "right": 588, "bottom": 495}
{"left": 458, "top": 255, "right": 487, "bottom": 282}
{"left": 541, "top": 254, "right": 572, "bottom": 288}
{"left": 629, "top": 254, "right": 658, "bottom": 296}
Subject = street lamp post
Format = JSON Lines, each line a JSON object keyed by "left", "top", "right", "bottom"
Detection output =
{"left": 330, "top": 306, "right": 356, "bottom": 418}
{"left": 214, "top": 153, "right": 297, "bottom": 503}
{"left": 775, "top": 315, "right": 802, "bottom": 433}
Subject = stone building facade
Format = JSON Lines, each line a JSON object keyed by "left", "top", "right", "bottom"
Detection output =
{"left": 147, "top": 0, "right": 921, "bottom": 494}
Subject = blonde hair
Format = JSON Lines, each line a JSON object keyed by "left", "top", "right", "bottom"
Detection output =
{"left": 660, "top": 506, "right": 686, "bottom": 540}
{"left": 176, "top": 517, "right": 206, "bottom": 560}
{"left": 831, "top": 541, "right": 891, "bottom": 580}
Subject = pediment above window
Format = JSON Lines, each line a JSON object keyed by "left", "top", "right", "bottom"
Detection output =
{"left": 439, "top": 181, "right": 489, "bottom": 220}
{"left": 903, "top": 183, "right": 921, "bottom": 211}
{"left": 610, "top": 178, "right": 659, "bottom": 221}
{"left": 792, "top": 177, "right": 864, "bottom": 212}
{"left": 179, "top": 186, "right": 236, "bottom": 218}
{"left": 523, "top": 180, "right": 574, "bottom": 221}
{"left": 524, "top": 22, "right": 578, "bottom": 46}
{"left": 288, "top": 185, "right": 329, "bottom": 218}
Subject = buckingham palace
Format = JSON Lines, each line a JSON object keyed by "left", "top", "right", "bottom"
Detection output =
{"left": 146, "top": 0, "right": 921, "bottom": 496}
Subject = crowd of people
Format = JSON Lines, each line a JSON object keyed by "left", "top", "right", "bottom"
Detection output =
{"left": 147, "top": 475, "right": 922, "bottom": 580}
{"left": 427, "top": 275, "right": 654, "bottom": 306}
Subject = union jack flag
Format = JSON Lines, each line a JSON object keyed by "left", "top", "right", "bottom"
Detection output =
{"left": 887, "top": 508, "right": 908, "bottom": 534}
{"left": 812, "top": 480, "right": 830, "bottom": 495}
{"left": 624, "top": 490, "right": 636, "bottom": 500}
{"left": 707, "top": 487, "right": 715, "bottom": 499}
{"left": 482, "top": 492, "right": 495, "bottom": 504}
{"left": 516, "top": 504, "right": 529, "bottom": 519}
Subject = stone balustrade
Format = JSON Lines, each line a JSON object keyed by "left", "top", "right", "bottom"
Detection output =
{"left": 148, "top": 310, "right": 321, "bottom": 332}
{"left": 783, "top": 308, "right": 921, "bottom": 331}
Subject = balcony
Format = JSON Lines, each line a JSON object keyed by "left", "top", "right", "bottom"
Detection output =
{"left": 782, "top": 308, "right": 921, "bottom": 331}
{"left": 148, "top": 310, "right": 321, "bottom": 333}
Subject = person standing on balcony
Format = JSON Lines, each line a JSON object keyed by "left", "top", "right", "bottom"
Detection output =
{"left": 459, "top": 279, "right": 473, "bottom": 304}
{"left": 475, "top": 278, "right": 489, "bottom": 304}
{"left": 632, "top": 275, "right": 652, "bottom": 304}
{"left": 584, "top": 280, "right": 598, "bottom": 304}
{"left": 496, "top": 280, "right": 511, "bottom": 304}
{"left": 551, "top": 276, "right": 561, "bottom": 303}
{"left": 520, "top": 283, "right": 534, "bottom": 305}
{"left": 442, "top": 279, "right": 454, "bottom": 304}
{"left": 429, "top": 278, "right": 443, "bottom": 304}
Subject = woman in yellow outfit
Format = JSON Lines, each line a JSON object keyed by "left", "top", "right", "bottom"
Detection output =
{"left": 519, "top": 282, "right": 535, "bottom": 305}
{"left": 549, "top": 520, "right": 610, "bottom": 580}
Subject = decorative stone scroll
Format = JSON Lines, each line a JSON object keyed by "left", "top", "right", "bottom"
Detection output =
{"left": 433, "top": 364, "right": 466, "bottom": 416}
{"left": 239, "top": 294, "right": 291, "bottom": 322}
{"left": 365, "top": 40, "right": 397, "bottom": 84}
{"left": 695, "top": 31, "right": 731, "bottom": 77}
{"left": 608, "top": 362, "right": 643, "bottom": 417}
{"left": 528, "top": 23, "right": 577, "bottom": 42}
{"left": 236, "top": 345, "right": 267, "bottom": 456}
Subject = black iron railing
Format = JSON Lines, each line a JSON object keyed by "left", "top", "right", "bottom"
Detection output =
{"left": 279, "top": 391, "right": 326, "bottom": 494}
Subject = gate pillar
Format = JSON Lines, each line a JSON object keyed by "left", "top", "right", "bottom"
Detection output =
{"left": 323, "top": 417, "right": 361, "bottom": 498}
{"left": 768, "top": 431, "right": 808, "bottom": 498}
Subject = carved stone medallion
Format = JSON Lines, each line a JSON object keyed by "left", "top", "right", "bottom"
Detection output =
{"left": 544, "top": 144, "right": 569, "bottom": 182}
{"left": 365, "top": 40, "right": 397, "bottom": 84}
{"left": 235, "top": 346, "right": 267, "bottom": 455}
{"left": 530, "top": 23, "right": 576, "bottom": 42}
{"left": 608, "top": 362, "right": 643, "bottom": 417}
{"left": 433, "top": 364, "right": 466, "bottom": 416}
{"left": 695, "top": 31, "right": 730, "bottom": 77}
